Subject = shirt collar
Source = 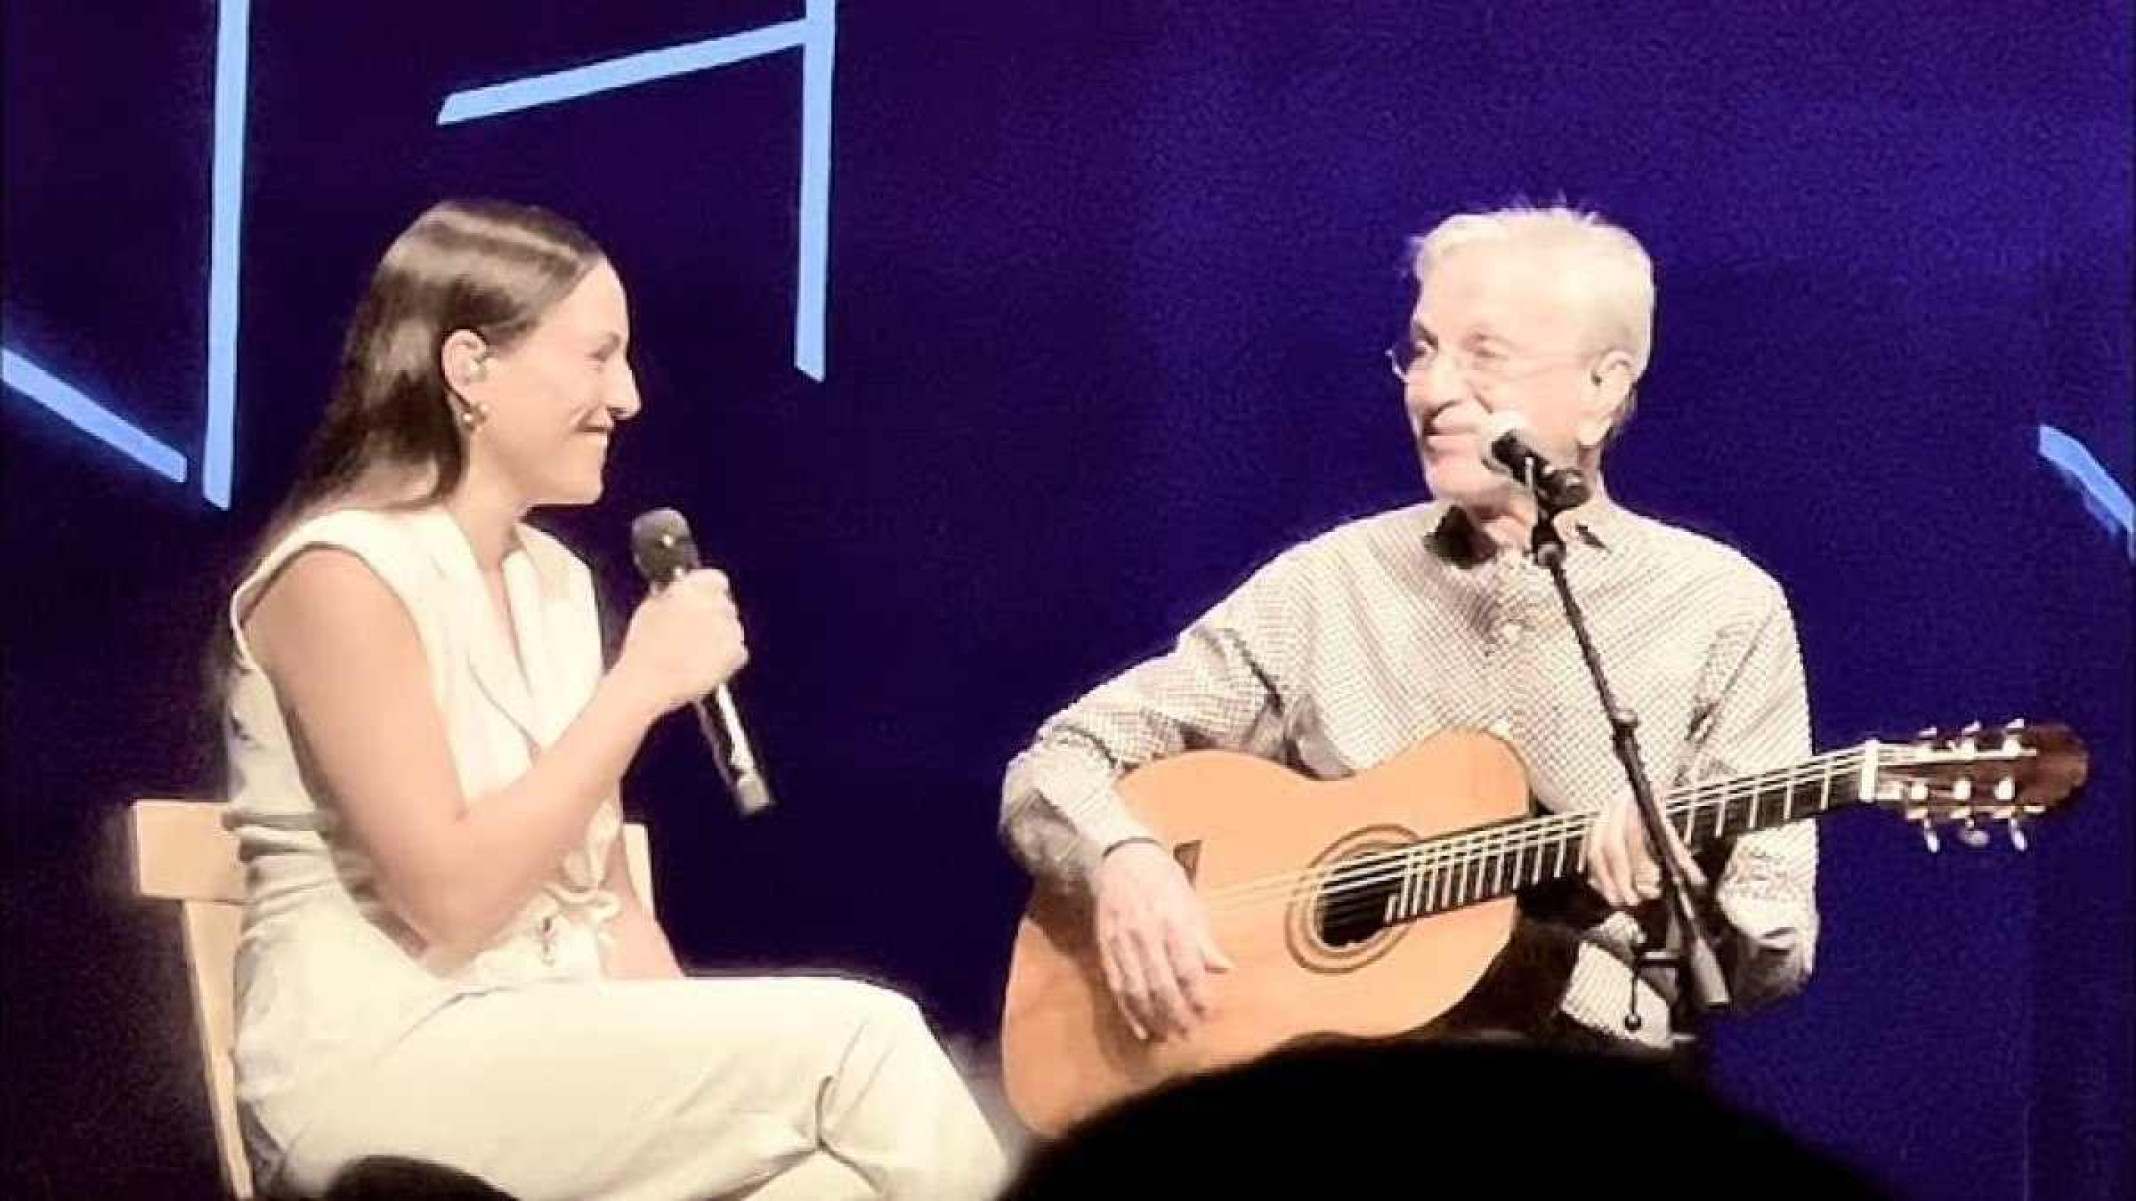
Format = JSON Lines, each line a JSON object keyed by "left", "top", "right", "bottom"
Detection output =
{"left": 1425, "top": 496, "right": 1630, "bottom": 565}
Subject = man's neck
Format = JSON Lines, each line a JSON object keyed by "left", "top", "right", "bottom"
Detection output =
{"left": 1459, "top": 474, "right": 1610, "bottom": 559}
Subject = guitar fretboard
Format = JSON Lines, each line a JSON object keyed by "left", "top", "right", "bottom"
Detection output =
{"left": 1361, "top": 745, "right": 1877, "bottom": 926}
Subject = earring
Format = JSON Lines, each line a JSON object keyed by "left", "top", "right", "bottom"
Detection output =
{"left": 454, "top": 352, "right": 490, "bottom": 429}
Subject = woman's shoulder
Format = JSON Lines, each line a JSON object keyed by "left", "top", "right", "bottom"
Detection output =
{"left": 263, "top": 506, "right": 428, "bottom": 572}
{"left": 231, "top": 507, "right": 435, "bottom": 675}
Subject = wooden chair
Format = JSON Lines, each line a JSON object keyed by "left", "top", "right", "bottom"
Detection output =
{"left": 128, "top": 799, "right": 655, "bottom": 1199}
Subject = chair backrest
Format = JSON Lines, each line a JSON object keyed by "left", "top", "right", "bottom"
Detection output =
{"left": 128, "top": 799, "right": 656, "bottom": 1199}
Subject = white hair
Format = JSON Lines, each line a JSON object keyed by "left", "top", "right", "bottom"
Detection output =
{"left": 1410, "top": 205, "right": 1656, "bottom": 380}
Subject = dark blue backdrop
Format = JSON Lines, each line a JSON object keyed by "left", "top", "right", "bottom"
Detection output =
{"left": 5, "top": 4, "right": 2129, "bottom": 1198}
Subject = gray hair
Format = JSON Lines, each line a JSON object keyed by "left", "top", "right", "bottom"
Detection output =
{"left": 1410, "top": 204, "right": 1656, "bottom": 380}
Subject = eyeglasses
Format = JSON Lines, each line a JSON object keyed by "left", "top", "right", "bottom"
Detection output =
{"left": 1385, "top": 334, "right": 1599, "bottom": 386}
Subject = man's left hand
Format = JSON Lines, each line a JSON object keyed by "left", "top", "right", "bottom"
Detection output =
{"left": 1583, "top": 794, "right": 1708, "bottom": 910}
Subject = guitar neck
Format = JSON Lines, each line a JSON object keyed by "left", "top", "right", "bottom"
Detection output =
{"left": 1378, "top": 743, "right": 1882, "bottom": 925}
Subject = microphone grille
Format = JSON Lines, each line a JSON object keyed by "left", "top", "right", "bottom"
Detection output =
{"left": 629, "top": 508, "right": 700, "bottom": 582}
{"left": 1478, "top": 410, "right": 1531, "bottom": 443}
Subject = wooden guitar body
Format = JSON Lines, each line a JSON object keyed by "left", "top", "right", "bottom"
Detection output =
{"left": 1002, "top": 731, "right": 1527, "bottom": 1135}
{"left": 1000, "top": 719, "right": 2084, "bottom": 1135}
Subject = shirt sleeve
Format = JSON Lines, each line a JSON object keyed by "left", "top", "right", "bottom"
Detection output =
{"left": 1686, "top": 582, "right": 1820, "bottom": 1010}
{"left": 1000, "top": 546, "right": 1309, "bottom": 892}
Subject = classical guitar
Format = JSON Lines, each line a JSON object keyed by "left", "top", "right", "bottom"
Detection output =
{"left": 1000, "top": 721, "right": 2088, "bottom": 1134}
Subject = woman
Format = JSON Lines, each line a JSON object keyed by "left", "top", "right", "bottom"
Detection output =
{"left": 221, "top": 200, "right": 1004, "bottom": 1200}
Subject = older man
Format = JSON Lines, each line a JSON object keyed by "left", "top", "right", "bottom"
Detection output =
{"left": 1001, "top": 205, "right": 1817, "bottom": 1053}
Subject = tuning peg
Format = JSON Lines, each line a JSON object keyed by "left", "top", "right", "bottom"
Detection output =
{"left": 1995, "top": 778, "right": 2017, "bottom": 803}
{"left": 1956, "top": 818, "right": 1991, "bottom": 850}
{"left": 1918, "top": 821, "right": 1942, "bottom": 854}
{"left": 2006, "top": 816, "right": 2029, "bottom": 852}
{"left": 1961, "top": 720, "right": 1983, "bottom": 735}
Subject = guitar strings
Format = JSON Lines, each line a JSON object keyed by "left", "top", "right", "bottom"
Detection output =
{"left": 1193, "top": 745, "right": 1890, "bottom": 920}
{"left": 1203, "top": 744, "right": 1878, "bottom": 914}
{"left": 1196, "top": 753, "right": 1845, "bottom": 921}
{"left": 1212, "top": 739, "right": 1968, "bottom": 918}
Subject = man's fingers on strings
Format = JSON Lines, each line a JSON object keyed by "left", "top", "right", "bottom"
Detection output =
{"left": 1131, "top": 923, "right": 1193, "bottom": 1037}
{"left": 1586, "top": 803, "right": 1628, "bottom": 907}
{"left": 1605, "top": 805, "right": 1646, "bottom": 908}
{"left": 1100, "top": 929, "right": 1151, "bottom": 1041}
{"left": 1630, "top": 811, "right": 1662, "bottom": 900}
{"left": 1196, "top": 923, "right": 1235, "bottom": 973}
{"left": 1166, "top": 921, "right": 1212, "bottom": 1020}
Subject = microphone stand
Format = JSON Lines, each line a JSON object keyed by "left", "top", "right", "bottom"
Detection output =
{"left": 1522, "top": 468, "right": 1730, "bottom": 1057}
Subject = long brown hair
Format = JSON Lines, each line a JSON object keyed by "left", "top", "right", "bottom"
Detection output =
{"left": 214, "top": 199, "right": 605, "bottom": 679}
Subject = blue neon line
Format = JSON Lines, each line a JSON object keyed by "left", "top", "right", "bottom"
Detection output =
{"left": 437, "top": 20, "right": 807, "bottom": 124}
{"left": 2038, "top": 423, "right": 2134, "bottom": 558}
{"left": 794, "top": 0, "right": 836, "bottom": 381}
{"left": 437, "top": 10, "right": 835, "bottom": 383}
{"left": 3, "top": 348, "right": 190, "bottom": 482}
{"left": 202, "top": 0, "right": 251, "bottom": 509}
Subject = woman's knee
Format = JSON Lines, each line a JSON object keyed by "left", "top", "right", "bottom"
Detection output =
{"left": 822, "top": 978, "right": 930, "bottom": 1044}
{"left": 788, "top": 975, "right": 909, "bottom": 1020}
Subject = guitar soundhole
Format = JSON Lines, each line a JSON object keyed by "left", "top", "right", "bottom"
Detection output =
{"left": 1286, "top": 826, "right": 1416, "bottom": 974}
{"left": 1314, "top": 868, "right": 1397, "bottom": 947}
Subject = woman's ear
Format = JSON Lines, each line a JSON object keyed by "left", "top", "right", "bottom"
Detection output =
{"left": 440, "top": 330, "right": 491, "bottom": 390}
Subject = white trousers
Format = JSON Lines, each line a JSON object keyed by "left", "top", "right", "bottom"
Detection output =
{"left": 270, "top": 975, "right": 1007, "bottom": 1201}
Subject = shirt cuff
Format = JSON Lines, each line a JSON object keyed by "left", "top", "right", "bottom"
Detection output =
{"left": 1051, "top": 776, "right": 1161, "bottom": 885}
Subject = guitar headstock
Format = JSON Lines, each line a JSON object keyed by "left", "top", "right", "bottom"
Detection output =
{"left": 1871, "top": 720, "right": 2088, "bottom": 852}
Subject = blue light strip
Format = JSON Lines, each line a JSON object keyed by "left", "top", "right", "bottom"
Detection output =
{"left": 436, "top": 9, "right": 836, "bottom": 381}
{"left": 3, "top": 348, "right": 189, "bottom": 483}
{"left": 795, "top": 0, "right": 836, "bottom": 380}
{"left": 202, "top": 0, "right": 251, "bottom": 509}
{"left": 2038, "top": 423, "right": 2134, "bottom": 559}
{"left": 436, "top": 20, "right": 806, "bottom": 125}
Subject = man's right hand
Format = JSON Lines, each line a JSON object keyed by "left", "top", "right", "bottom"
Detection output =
{"left": 1091, "top": 840, "right": 1234, "bottom": 1042}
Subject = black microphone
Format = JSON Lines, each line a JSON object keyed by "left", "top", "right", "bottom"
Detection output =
{"left": 629, "top": 508, "right": 774, "bottom": 816}
{"left": 1479, "top": 412, "right": 1592, "bottom": 510}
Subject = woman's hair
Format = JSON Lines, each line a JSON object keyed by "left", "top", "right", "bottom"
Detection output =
{"left": 269, "top": 199, "right": 605, "bottom": 540}
{"left": 209, "top": 199, "right": 604, "bottom": 686}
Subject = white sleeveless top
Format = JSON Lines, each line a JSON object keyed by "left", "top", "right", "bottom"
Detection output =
{"left": 222, "top": 506, "right": 623, "bottom": 1169}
